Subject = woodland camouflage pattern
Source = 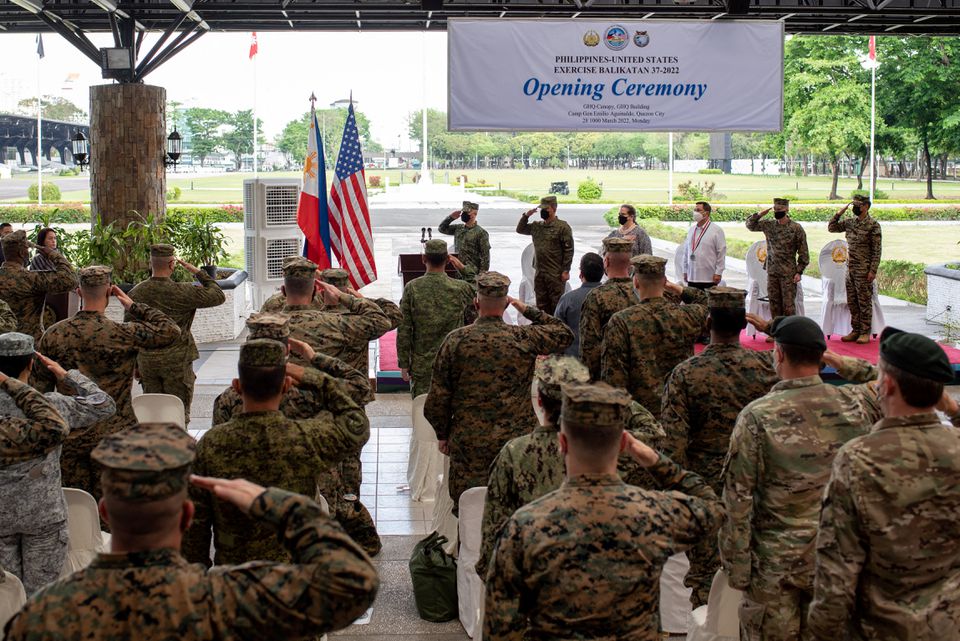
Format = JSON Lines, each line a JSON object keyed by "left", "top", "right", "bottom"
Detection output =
{"left": 828, "top": 213, "right": 882, "bottom": 336}
{"left": 808, "top": 411, "right": 960, "bottom": 641}
{"left": 746, "top": 214, "right": 809, "bottom": 318}
{"left": 0, "top": 300, "right": 15, "bottom": 334}
{"left": 438, "top": 215, "right": 491, "bottom": 281}
{"left": 601, "top": 286, "right": 708, "bottom": 414}
{"left": 516, "top": 216, "right": 575, "bottom": 314}
{"left": 260, "top": 289, "right": 323, "bottom": 313}
{"left": 578, "top": 277, "right": 639, "bottom": 379}
{"left": 32, "top": 302, "right": 180, "bottom": 498}
{"left": 0, "top": 248, "right": 77, "bottom": 341}
{"left": 397, "top": 271, "right": 476, "bottom": 397}
{"left": 483, "top": 454, "right": 723, "bottom": 641}
{"left": 4, "top": 489, "right": 379, "bottom": 641}
{"left": 424, "top": 306, "right": 572, "bottom": 505}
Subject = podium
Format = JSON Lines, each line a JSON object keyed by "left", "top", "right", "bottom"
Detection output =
{"left": 398, "top": 253, "right": 461, "bottom": 286}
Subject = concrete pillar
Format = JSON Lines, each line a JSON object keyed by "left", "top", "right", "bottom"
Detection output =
{"left": 89, "top": 84, "right": 166, "bottom": 228}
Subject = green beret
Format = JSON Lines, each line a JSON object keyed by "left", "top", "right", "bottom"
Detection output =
{"left": 79, "top": 265, "right": 113, "bottom": 288}
{"left": 239, "top": 338, "right": 286, "bottom": 367}
{"left": 706, "top": 286, "right": 747, "bottom": 310}
{"left": 773, "top": 198, "right": 790, "bottom": 207}
{"left": 0, "top": 332, "right": 34, "bottom": 357}
{"left": 282, "top": 257, "right": 318, "bottom": 279}
{"left": 424, "top": 239, "right": 449, "bottom": 256}
{"left": 320, "top": 268, "right": 350, "bottom": 288}
{"left": 245, "top": 312, "right": 290, "bottom": 341}
{"left": 476, "top": 271, "right": 510, "bottom": 297}
{"left": 534, "top": 355, "right": 590, "bottom": 401}
{"left": 150, "top": 244, "right": 175, "bottom": 258}
{"left": 603, "top": 237, "right": 633, "bottom": 254}
{"left": 539, "top": 195, "right": 558, "bottom": 208}
{"left": 1, "top": 230, "right": 27, "bottom": 257}
{"left": 880, "top": 328, "right": 954, "bottom": 383}
{"left": 462, "top": 201, "right": 479, "bottom": 212}
{"left": 561, "top": 381, "right": 631, "bottom": 428}
{"left": 769, "top": 315, "right": 826, "bottom": 351}
{"left": 630, "top": 255, "right": 667, "bottom": 276}
{"left": 93, "top": 422, "right": 195, "bottom": 502}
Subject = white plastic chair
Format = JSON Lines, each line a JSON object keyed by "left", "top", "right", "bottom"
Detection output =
{"left": 430, "top": 457, "right": 459, "bottom": 556}
{"left": 819, "top": 240, "right": 885, "bottom": 338}
{"left": 132, "top": 394, "right": 186, "bottom": 430}
{"left": 407, "top": 394, "right": 443, "bottom": 502}
{"left": 0, "top": 570, "right": 26, "bottom": 634}
{"left": 661, "top": 553, "right": 694, "bottom": 634}
{"left": 62, "top": 488, "right": 109, "bottom": 577}
{"left": 457, "top": 487, "right": 487, "bottom": 639}
{"left": 686, "top": 570, "right": 743, "bottom": 641}
{"left": 745, "top": 240, "right": 805, "bottom": 336}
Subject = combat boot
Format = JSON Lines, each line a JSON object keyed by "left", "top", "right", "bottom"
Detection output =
{"left": 856, "top": 334, "right": 871, "bottom": 344}
{"left": 841, "top": 331, "right": 859, "bottom": 342}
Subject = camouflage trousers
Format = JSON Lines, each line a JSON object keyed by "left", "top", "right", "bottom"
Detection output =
{"left": 685, "top": 464, "right": 724, "bottom": 608}
{"left": 533, "top": 272, "right": 564, "bottom": 316}
{"left": 767, "top": 274, "right": 797, "bottom": 318}
{"left": 0, "top": 521, "right": 68, "bottom": 595}
{"left": 341, "top": 457, "right": 381, "bottom": 557}
{"left": 409, "top": 367, "right": 432, "bottom": 399}
{"left": 138, "top": 351, "right": 197, "bottom": 425}
{"left": 846, "top": 271, "right": 873, "bottom": 335}
{"left": 740, "top": 582, "right": 814, "bottom": 641}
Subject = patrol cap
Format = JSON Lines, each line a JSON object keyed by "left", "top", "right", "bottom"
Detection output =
{"left": 476, "top": 271, "right": 510, "bottom": 298}
{"left": 539, "top": 195, "right": 558, "bottom": 208}
{"left": 462, "top": 201, "right": 479, "bottom": 212}
{"left": 602, "top": 237, "right": 632, "bottom": 254}
{"left": 149, "top": 243, "right": 175, "bottom": 258}
{"left": 93, "top": 422, "right": 195, "bottom": 502}
{"left": 320, "top": 268, "right": 350, "bottom": 288}
{"left": 245, "top": 312, "right": 290, "bottom": 341}
{"left": 1, "top": 230, "right": 27, "bottom": 256}
{"left": 0, "top": 332, "right": 34, "bottom": 357}
{"left": 706, "top": 286, "right": 747, "bottom": 310}
{"left": 282, "top": 257, "right": 318, "bottom": 279}
{"left": 630, "top": 255, "right": 667, "bottom": 276}
{"left": 879, "top": 327, "right": 954, "bottom": 383}
{"left": 239, "top": 338, "right": 286, "bottom": 367}
{"left": 534, "top": 355, "right": 590, "bottom": 401}
{"left": 561, "top": 381, "right": 631, "bottom": 428}
{"left": 424, "top": 239, "right": 449, "bottom": 256}
{"left": 769, "top": 315, "right": 827, "bottom": 352}
{"left": 79, "top": 265, "right": 113, "bottom": 288}
{"left": 773, "top": 198, "right": 790, "bottom": 207}
{"left": 853, "top": 194, "right": 871, "bottom": 206}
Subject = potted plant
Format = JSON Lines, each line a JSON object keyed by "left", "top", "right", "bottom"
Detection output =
{"left": 178, "top": 214, "right": 227, "bottom": 278}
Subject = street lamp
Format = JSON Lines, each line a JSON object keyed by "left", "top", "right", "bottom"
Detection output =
{"left": 71, "top": 130, "right": 89, "bottom": 170}
{"left": 165, "top": 127, "right": 182, "bottom": 168}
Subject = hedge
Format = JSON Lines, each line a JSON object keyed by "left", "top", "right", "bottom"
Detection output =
{"left": 0, "top": 205, "right": 244, "bottom": 225}
{"left": 603, "top": 204, "right": 960, "bottom": 224}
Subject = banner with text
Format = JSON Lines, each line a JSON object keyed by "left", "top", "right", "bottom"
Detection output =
{"left": 448, "top": 19, "right": 784, "bottom": 132}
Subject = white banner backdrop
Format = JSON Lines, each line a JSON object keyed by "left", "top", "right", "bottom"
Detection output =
{"left": 448, "top": 19, "right": 784, "bottom": 132}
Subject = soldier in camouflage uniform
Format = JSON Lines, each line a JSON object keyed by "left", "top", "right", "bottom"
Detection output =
{"left": 260, "top": 257, "right": 324, "bottom": 313}
{"left": 183, "top": 339, "right": 369, "bottom": 566}
{"left": 128, "top": 244, "right": 225, "bottom": 424}
{"left": 660, "top": 287, "right": 778, "bottom": 607}
{"left": 808, "top": 330, "right": 960, "bottom": 641}
{"left": 828, "top": 195, "right": 882, "bottom": 344}
{"left": 516, "top": 195, "right": 575, "bottom": 315}
{"left": 578, "top": 237, "right": 639, "bottom": 378}
{"left": 0, "top": 229, "right": 77, "bottom": 341}
{"left": 484, "top": 382, "right": 723, "bottom": 641}
{"left": 720, "top": 315, "right": 882, "bottom": 641}
{"left": 0, "top": 300, "right": 15, "bottom": 334}
{"left": 4, "top": 422, "right": 378, "bottom": 641}
{"left": 746, "top": 198, "right": 809, "bottom": 326}
{"left": 439, "top": 200, "right": 491, "bottom": 281}
{"left": 601, "top": 255, "right": 709, "bottom": 415}
{"left": 0, "top": 332, "right": 115, "bottom": 594}
{"left": 397, "top": 239, "right": 476, "bottom": 397}
{"left": 425, "top": 271, "right": 572, "bottom": 508}
{"left": 33, "top": 266, "right": 180, "bottom": 499}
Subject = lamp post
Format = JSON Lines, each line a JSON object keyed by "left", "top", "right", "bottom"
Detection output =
{"left": 165, "top": 127, "right": 182, "bottom": 169}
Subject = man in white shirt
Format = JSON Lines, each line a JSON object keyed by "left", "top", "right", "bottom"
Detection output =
{"left": 681, "top": 201, "right": 726, "bottom": 290}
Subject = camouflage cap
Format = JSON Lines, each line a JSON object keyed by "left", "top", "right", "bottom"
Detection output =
{"left": 0, "top": 332, "right": 34, "bottom": 357}
{"left": 539, "top": 195, "right": 558, "bottom": 208}
{"left": 149, "top": 243, "right": 176, "bottom": 258}
{"left": 630, "top": 254, "right": 667, "bottom": 276}
{"left": 92, "top": 422, "right": 195, "bottom": 502}
{"left": 462, "top": 201, "right": 479, "bottom": 212}
{"left": 602, "top": 237, "right": 633, "bottom": 254}
{"left": 706, "top": 286, "right": 747, "bottom": 310}
{"left": 1, "top": 230, "right": 27, "bottom": 256}
{"left": 245, "top": 312, "right": 290, "bottom": 341}
{"left": 320, "top": 268, "right": 350, "bottom": 288}
{"left": 769, "top": 315, "right": 826, "bottom": 351}
{"left": 424, "top": 239, "right": 449, "bottom": 256}
{"left": 239, "top": 338, "right": 286, "bottom": 367}
{"left": 773, "top": 197, "right": 790, "bottom": 206}
{"left": 476, "top": 271, "right": 510, "bottom": 297}
{"left": 880, "top": 327, "right": 954, "bottom": 383}
{"left": 282, "top": 257, "right": 318, "bottom": 279}
{"left": 79, "top": 265, "right": 113, "bottom": 288}
{"left": 534, "top": 355, "right": 590, "bottom": 401}
{"left": 561, "top": 381, "right": 632, "bottom": 428}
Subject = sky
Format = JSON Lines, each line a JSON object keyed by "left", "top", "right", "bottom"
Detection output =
{"left": 0, "top": 30, "right": 449, "bottom": 150}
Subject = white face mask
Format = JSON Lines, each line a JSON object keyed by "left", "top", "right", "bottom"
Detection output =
{"left": 693, "top": 212, "right": 704, "bottom": 223}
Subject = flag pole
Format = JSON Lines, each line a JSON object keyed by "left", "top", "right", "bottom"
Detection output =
{"left": 668, "top": 132, "right": 674, "bottom": 205}
{"left": 252, "top": 41, "right": 258, "bottom": 177}
{"left": 36, "top": 37, "right": 42, "bottom": 207}
{"left": 868, "top": 38, "right": 877, "bottom": 203}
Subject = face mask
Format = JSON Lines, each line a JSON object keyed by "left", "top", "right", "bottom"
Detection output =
{"left": 693, "top": 212, "right": 704, "bottom": 223}
{"left": 460, "top": 211, "right": 471, "bottom": 223}
{"left": 774, "top": 210, "right": 787, "bottom": 220}
{"left": 540, "top": 208, "right": 550, "bottom": 220}
{"left": 852, "top": 205, "right": 862, "bottom": 216}
{"left": 618, "top": 215, "right": 629, "bottom": 225}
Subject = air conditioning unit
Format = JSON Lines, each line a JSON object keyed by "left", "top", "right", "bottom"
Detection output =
{"left": 243, "top": 178, "right": 302, "bottom": 309}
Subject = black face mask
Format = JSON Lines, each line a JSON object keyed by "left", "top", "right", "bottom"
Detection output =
{"left": 852, "top": 205, "right": 862, "bottom": 216}
{"left": 540, "top": 208, "right": 550, "bottom": 220}
{"left": 460, "top": 211, "right": 472, "bottom": 223}
{"left": 774, "top": 210, "right": 787, "bottom": 220}
{"left": 618, "top": 215, "right": 629, "bottom": 225}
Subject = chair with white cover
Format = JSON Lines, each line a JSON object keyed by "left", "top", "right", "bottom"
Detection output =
{"left": 457, "top": 487, "right": 487, "bottom": 639}
{"left": 745, "top": 241, "right": 770, "bottom": 338}
{"left": 517, "top": 244, "right": 537, "bottom": 326}
{"left": 686, "top": 570, "right": 743, "bottom": 641}
{"left": 675, "top": 243, "right": 687, "bottom": 283}
{"left": 430, "top": 457, "right": 459, "bottom": 556}
{"left": 819, "top": 240, "right": 885, "bottom": 338}
{"left": 407, "top": 394, "right": 444, "bottom": 502}
{"left": 660, "top": 553, "right": 693, "bottom": 635}
{"left": 0, "top": 570, "right": 26, "bottom": 634}
{"left": 132, "top": 394, "right": 186, "bottom": 430}
{"left": 62, "top": 488, "right": 109, "bottom": 577}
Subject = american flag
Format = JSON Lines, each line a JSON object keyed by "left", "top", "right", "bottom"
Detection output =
{"left": 329, "top": 103, "right": 377, "bottom": 288}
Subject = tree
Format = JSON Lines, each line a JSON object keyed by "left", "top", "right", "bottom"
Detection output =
{"left": 276, "top": 107, "right": 377, "bottom": 169}
{"left": 17, "top": 96, "right": 86, "bottom": 122}
{"left": 221, "top": 109, "right": 266, "bottom": 171}
{"left": 184, "top": 107, "right": 229, "bottom": 167}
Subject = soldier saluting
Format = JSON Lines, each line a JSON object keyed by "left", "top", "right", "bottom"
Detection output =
{"left": 828, "top": 194, "right": 881, "bottom": 344}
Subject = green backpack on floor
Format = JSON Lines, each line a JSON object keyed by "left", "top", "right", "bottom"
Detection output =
{"left": 409, "top": 531, "right": 458, "bottom": 622}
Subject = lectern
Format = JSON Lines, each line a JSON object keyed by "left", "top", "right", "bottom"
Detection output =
{"left": 397, "top": 253, "right": 461, "bottom": 286}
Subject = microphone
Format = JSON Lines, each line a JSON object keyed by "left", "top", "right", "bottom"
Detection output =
{"left": 420, "top": 227, "right": 426, "bottom": 244}
{"left": 427, "top": 227, "right": 432, "bottom": 240}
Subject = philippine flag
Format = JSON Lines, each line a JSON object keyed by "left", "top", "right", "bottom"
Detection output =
{"left": 296, "top": 104, "right": 332, "bottom": 269}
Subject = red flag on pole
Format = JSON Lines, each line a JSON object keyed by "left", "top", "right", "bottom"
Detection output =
{"left": 249, "top": 32, "right": 258, "bottom": 60}
{"left": 869, "top": 35, "right": 876, "bottom": 61}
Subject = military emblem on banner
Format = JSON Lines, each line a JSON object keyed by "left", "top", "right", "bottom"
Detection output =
{"left": 604, "top": 25, "right": 629, "bottom": 50}
{"left": 633, "top": 31, "right": 650, "bottom": 47}
{"left": 584, "top": 30, "right": 600, "bottom": 46}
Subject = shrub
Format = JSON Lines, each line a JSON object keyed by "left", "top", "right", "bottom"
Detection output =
{"left": 850, "top": 188, "right": 889, "bottom": 201}
{"left": 27, "top": 183, "right": 61, "bottom": 202}
{"left": 676, "top": 180, "right": 716, "bottom": 201}
{"left": 577, "top": 178, "right": 603, "bottom": 201}
{"left": 57, "top": 168, "right": 79, "bottom": 177}
{"left": 166, "top": 186, "right": 182, "bottom": 201}
{"left": 368, "top": 175, "right": 382, "bottom": 188}
{"left": 698, "top": 168, "right": 723, "bottom": 175}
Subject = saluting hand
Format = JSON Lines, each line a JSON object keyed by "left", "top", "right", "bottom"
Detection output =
{"left": 507, "top": 296, "right": 527, "bottom": 315}
{"left": 523, "top": 207, "right": 537, "bottom": 218}
{"left": 448, "top": 255, "right": 465, "bottom": 272}
{"left": 624, "top": 433, "right": 659, "bottom": 468}
{"left": 287, "top": 337, "right": 316, "bottom": 362}
{"left": 190, "top": 476, "right": 267, "bottom": 516}
{"left": 758, "top": 208, "right": 772, "bottom": 217}
{"left": 176, "top": 258, "right": 201, "bottom": 275}
{"left": 316, "top": 280, "right": 343, "bottom": 306}
{"left": 111, "top": 285, "right": 134, "bottom": 311}
{"left": 745, "top": 312, "right": 770, "bottom": 334}
{"left": 35, "top": 352, "right": 67, "bottom": 381}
